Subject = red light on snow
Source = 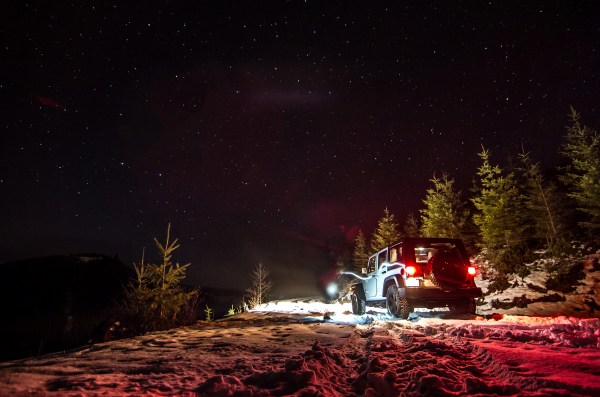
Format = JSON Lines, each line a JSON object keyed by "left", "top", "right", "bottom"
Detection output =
{"left": 406, "top": 266, "right": 416, "bottom": 276}
{"left": 467, "top": 266, "right": 477, "bottom": 276}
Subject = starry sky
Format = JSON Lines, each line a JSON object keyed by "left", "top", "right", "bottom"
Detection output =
{"left": 2, "top": 2, "right": 599, "bottom": 294}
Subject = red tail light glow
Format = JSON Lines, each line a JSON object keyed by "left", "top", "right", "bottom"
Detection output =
{"left": 406, "top": 266, "right": 417, "bottom": 276}
{"left": 467, "top": 266, "right": 477, "bottom": 276}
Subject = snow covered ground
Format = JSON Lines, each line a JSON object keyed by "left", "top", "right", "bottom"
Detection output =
{"left": 1, "top": 297, "right": 599, "bottom": 396}
{"left": 475, "top": 253, "right": 600, "bottom": 317}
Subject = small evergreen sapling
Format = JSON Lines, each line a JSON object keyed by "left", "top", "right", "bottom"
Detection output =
{"left": 204, "top": 305, "right": 213, "bottom": 321}
{"left": 122, "top": 224, "right": 198, "bottom": 333}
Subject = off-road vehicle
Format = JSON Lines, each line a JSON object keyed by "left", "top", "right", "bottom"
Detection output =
{"left": 341, "top": 238, "right": 482, "bottom": 319}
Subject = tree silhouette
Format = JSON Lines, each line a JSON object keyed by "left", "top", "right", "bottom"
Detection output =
{"left": 472, "top": 147, "right": 528, "bottom": 274}
{"left": 122, "top": 224, "right": 197, "bottom": 333}
{"left": 420, "top": 173, "right": 470, "bottom": 239}
{"left": 246, "top": 263, "right": 273, "bottom": 309}
{"left": 352, "top": 229, "right": 369, "bottom": 273}
{"left": 560, "top": 107, "right": 600, "bottom": 241}
{"left": 370, "top": 207, "right": 401, "bottom": 252}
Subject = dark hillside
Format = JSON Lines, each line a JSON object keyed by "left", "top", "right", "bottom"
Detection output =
{"left": 0, "top": 254, "right": 133, "bottom": 361}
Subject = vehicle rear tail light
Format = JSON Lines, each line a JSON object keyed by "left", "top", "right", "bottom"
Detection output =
{"left": 467, "top": 266, "right": 477, "bottom": 276}
{"left": 406, "top": 266, "right": 416, "bottom": 276}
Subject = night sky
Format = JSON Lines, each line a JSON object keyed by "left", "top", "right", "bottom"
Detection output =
{"left": 2, "top": 2, "right": 599, "bottom": 295}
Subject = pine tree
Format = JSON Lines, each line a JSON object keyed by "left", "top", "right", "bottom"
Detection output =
{"left": 420, "top": 173, "right": 470, "bottom": 239}
{"left": 560, "top": 107, "right": 600, "bottom": 241}
{"left": 123, "top": 224, "right": 198, "bottom": 333}
{"left": 472, "top": 147, "right": 528, "bottom": 274}
{"left": 519, "top": 148, "right": 569, "bottom": 253}
{"left": 352, "top": 229, "right": 369, "bottom": 273}
{"left": 245, "top": 263, "right": 273, "bottom": 309}
{"left": 403, "top": 212, "right": 421, "bottom": 237}
{"left": 370, "top": 207, "right": 401, "bottom": 252}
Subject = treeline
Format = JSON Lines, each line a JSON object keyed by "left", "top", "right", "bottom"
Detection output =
{"left": 352, "top": 108, "right": 600, "bottom": 282}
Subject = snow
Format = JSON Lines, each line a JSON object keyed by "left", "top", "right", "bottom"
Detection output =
{"left": 1, "top": 297, "right": 599, "bottom": 396}
{"left": 476, "top": 254, "right": 600, "bottom": 317}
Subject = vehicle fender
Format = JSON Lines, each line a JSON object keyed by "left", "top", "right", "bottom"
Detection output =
{"left": 383, "top": 275, "right": 406, "bottom": 298}
{"left": 340, "top": 271, "right": 369, "bottom": 281}
{"left": 352, "top": 283, "right": 366, "bottom": 301}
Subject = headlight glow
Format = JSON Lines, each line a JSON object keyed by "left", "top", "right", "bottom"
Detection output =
{"left": 326, "top": 283, "right": 338, "bottom": 297}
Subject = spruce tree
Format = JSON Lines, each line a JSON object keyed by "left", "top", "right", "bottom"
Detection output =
{"left": 123, "top": 224, "right": 197, "bottom": 333}
{"left": 560, "top": 107, "right": 600, "bottom": 241}
{"left": 519, "top": 148, "right": 569, "bottom": 253}
{"left": 403, "top": 212, "right": 421, "bottom": 237}
{"left": 370, "top": 207, "right": 401, "bottom": 252}
{"left": 352, "top": 229, "right": 369, "bottom": 273}
{"left": 420, "top": 173, "right": 470, "bottom": 239}
{"left": 472, "top": 147, "right": 528, "bottom": 274}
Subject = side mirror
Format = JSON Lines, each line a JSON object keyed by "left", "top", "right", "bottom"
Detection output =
{"left": 361, "top": 267, "right": 367, "bottom": 275}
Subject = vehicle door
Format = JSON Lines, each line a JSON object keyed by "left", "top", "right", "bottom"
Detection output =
{"left": 364, "top": 255, "right": 377, "bottom": 298}
{"left": 365, "top": 249, "right": 388, "bottom": 298}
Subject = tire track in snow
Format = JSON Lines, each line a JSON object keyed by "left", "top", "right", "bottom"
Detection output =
{"left": 372, "top": 322, "right": 597, "bottom": 396}
{"left": 464, "top": 338, "right": 600, "bottom": 396}
{"left": 195, "top": 318, "right": 598, "bottom": 396}
{"left": 3, "top": 314, "right": 597, "bottom": 396}
{"left": 360, "top": 326, "right": 534, "bottom": 396}
{"left": 357, "top": 327, "right": 493, "bottom": 396}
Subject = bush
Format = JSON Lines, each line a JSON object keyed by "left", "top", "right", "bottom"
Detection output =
{"left": 546, "top": 238, "right": 575, "bottom": 259}
{"left": 545, "top": 261, "right": 585, "bottom": 293}
{"left": 484, "top": 247, "right": 529, "bottom": 277}
{"left": 245, "top": 263, "right": 273, "bottom": 309}
{"left": 486, "top": 274, "right": 511, "bottom": 294}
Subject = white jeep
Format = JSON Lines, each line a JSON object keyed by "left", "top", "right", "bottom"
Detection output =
{"left": 341, "top": 238, "right": 482, "bottom": 319}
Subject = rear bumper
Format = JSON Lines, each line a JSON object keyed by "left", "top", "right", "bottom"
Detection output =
{"left": 404, "top": 286, "right": 482, "bottom": 300}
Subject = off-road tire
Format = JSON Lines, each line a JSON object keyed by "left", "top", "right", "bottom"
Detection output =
{"left": 351, "top": 289, "right": 366, "bottom": 315}
{"left": 449, "top": 298, "right": 476, "bottom": 315}
{"left": 386, "top": 285, "right": 411, "bottom": 319}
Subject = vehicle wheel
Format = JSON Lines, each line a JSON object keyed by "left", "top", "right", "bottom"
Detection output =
{"left": 351, "top": 289, "right": 366, "bottom": 315}
{"left": 449, "top": 298, "right": 476, "bottom": 314}
{"left": 386, "top": 285, "right": 411, "bottom": 319}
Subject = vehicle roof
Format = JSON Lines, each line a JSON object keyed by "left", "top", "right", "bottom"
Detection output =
{"left": 369, "top": 238, "right": 466, "bottom": 258}
{"left": 392, "top": 237, "right": 463, "bottom": 245}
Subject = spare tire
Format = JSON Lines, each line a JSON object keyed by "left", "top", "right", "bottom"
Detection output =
{"left": 428, "top": 251, "right": 467, "bottom": 291}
